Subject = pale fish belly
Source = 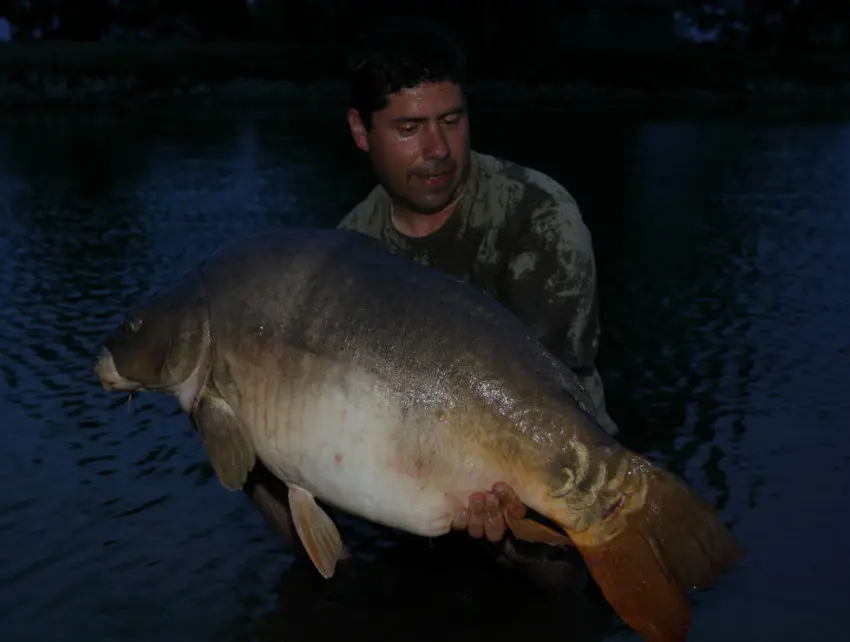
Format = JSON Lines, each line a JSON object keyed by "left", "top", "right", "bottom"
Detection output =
{"left": 246, "top": 365, "right": 484, "bottom": 538}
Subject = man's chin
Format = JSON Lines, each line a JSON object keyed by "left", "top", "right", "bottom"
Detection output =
{"left": 410, "top": 186, "right": 463, "bottom": 215}
{"left": 392, "top": 194, "right": 451, "bottom": 217}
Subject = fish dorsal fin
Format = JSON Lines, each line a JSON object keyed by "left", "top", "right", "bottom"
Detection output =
{"left": 288, "top": 484, "right": 344, "bottom": 579}
{"left": 191, "top": 396, "right": 256, "bottom": 491}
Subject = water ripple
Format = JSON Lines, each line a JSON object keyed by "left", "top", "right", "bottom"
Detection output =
{"left": 1, "top": 110, "right": 848, "bottom": 642}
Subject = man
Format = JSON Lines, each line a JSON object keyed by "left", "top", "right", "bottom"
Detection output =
{"left": 336, "top": 17, "right": 619, "bottom": 586}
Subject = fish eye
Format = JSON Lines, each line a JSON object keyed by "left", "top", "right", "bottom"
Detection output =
{"left": 125, "top": 317, "right": 143, "bottom": 332}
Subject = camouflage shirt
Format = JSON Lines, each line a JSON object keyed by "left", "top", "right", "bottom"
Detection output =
{"left": 337, "top": 150, "right": 618, "bottom": 435}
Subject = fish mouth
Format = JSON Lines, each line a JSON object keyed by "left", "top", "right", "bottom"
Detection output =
{"left": 93, "top": 347, "right": 141, "bottom": 393}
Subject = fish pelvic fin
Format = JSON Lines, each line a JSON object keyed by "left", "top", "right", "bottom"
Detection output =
{"left": 288, "top": 484, "right": 344, "bottom": 579}
{"left": 248, "top": 479, "right": 298, "bottom": 549}
{"left": 504, "top": 509, "right": 573, "bottom": 547}
{"left": 567, "top": 466, "right": 744, "bottom": 642}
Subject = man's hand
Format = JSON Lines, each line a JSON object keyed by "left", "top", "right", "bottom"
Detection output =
{"left": 451, "top": 482, "right": 528, "bottom": 543}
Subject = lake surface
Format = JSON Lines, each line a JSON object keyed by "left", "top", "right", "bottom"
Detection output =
{"left": 1, "top": 105, "right": 848, "bottom": 642}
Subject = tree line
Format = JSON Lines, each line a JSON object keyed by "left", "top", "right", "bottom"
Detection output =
{"left": 1, "top": 0, "right": 848, "bottom": 54}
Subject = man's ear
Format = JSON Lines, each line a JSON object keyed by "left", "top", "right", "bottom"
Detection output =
{"left": 347, "top": 108, "right": 370, "bottom": 153}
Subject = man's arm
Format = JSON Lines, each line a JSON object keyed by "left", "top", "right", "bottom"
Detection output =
{"left": 500, "top": 199, "right": 619, "bottom": 435}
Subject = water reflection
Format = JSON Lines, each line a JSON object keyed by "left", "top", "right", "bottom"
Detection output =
{"left": 1, "top": 108, "right": 848, "bottom": 641}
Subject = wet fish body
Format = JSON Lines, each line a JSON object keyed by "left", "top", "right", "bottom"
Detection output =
{"left": 94, "top": 228, "right": 742, "bottom": 642}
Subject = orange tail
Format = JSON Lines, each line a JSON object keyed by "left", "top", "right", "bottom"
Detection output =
{"left": 568, "top": 467, "right": 744, "bottom": 642}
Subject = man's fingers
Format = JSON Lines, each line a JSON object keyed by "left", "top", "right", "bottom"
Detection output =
{"left": 451, "top": 507, "right": 470, "bottom": 531}
{"left": 454, "top": 487, "right": 527, "bottom": 543}
{"left": 483, "top": 493, "right": 506, "bottom": 542}
{"left": 467, "top": 493, "right": 485, "bottom": 539}
{"left": 493, "top": 482, "right": 527, "bottom": 518}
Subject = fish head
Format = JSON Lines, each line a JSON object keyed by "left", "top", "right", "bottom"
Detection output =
{"left": 94, "top": 273, "right": 210, "bottom": 399}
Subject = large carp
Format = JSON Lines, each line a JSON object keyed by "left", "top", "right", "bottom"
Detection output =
{"left": 94, "top": 228, "right": 742, "bottom": 642}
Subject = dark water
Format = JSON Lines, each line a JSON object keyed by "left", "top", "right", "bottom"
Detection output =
{"left": 1, "top": 105, "right": 848, "bottom": 642}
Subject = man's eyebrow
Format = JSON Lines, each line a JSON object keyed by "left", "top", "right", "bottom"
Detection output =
{"left": 390, "top": 107, "right": 466, "bottom": 124}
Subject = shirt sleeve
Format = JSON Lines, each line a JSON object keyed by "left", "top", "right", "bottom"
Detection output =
{"left": 335, "top": 186, "right": 385, "bottom": 233}
{"left": 500, "top": 197, "right": 601, "bottom": 374}
{"left": 499, "top": 196, "right": 619, "bottom": 434}
{"left": 336, "top": 206, "right": 361, "bottom": 230}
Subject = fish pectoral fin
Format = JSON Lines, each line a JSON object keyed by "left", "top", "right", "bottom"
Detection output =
{"left": 288, "top": 484, "right": 344, "bottom": 579}
{"left": 192, "top": 396, "right": 256, "bottom": 491}
{"left": 504, "top": 509, "right": 574, "bottom": 547}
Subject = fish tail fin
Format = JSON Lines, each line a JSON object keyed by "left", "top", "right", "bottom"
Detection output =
{"left": 568, "top": 467, "right": 744, "bottom": 642}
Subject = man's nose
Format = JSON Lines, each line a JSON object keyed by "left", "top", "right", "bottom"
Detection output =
{"left": 422, "top": 125, "right": 450, "bottom": 161}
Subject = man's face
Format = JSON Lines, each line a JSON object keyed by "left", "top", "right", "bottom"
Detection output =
{"left": 347, "top": 81, "right": 471, "bottom": 215}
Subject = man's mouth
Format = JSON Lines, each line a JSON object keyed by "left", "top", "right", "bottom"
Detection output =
{"left": 417, "top": 171, "right": 451, "bottom": 188}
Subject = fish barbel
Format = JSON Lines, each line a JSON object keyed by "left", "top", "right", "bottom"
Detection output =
{"left": 93, "top": 227, "right": 742, "bottom": 642}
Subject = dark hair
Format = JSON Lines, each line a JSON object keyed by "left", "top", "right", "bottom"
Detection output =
{"left": 346, "top": 17, "right": 468, "bottom": 130}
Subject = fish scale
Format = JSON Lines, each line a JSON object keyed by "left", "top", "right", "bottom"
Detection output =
{"left": 94, "top": 227, "right": 743, "bottom": 642}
